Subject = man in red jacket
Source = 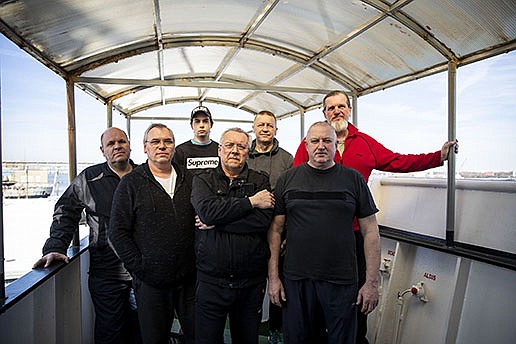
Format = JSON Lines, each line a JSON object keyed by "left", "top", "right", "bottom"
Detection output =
{"left": 293, "top": 90, "right": 458, "bottom": 344}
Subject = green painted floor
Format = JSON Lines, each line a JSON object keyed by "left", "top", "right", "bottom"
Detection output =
{"left": 171, "top": 319, "right": 273, "bottom": 343}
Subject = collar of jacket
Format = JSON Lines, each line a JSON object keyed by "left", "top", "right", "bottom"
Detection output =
{"left": 101, "top": 159, "right": 138, "bottom": 177}
{"left": 215, "top": 162, "right": 250, "bottom": 184}
{"left": 138, "top": 160, "right": 186, "bottom": 185}
{"left": 249, "top": 138, "right": 280, "bottom": 157}
{"left": 347, "top": 122, "right": 359, "bottom": 138}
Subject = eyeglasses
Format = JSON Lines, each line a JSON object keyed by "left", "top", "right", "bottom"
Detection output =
{"left": 145, "top": 139, "right": 175, "bottom": 147}
{"left": 221, "top": 142, "right": 248, "bottom": 151}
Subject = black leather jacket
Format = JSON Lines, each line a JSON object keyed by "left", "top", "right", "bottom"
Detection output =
{"left": 43, "top": 161, "right": 136, "bottom": 280}
{"left": 191, "top": 164, "right": 273, "bottom": 288}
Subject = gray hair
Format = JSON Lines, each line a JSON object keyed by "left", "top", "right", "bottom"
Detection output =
{"left": 220, "top": 127, "right": 251, "bottom": 148}
{"left": 143, "top": 123, "right": 174, "bottom": 143}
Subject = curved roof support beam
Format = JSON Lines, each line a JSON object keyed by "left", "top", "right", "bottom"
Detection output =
{"left": 76, "top": 76, "right": 331, "bottom": 94}
{"left": 100, "top": 73, "right": 306, "bottom": 104}
{"left": 77, "top": 75, "right": 325, "bottom": 118}
{"left": 130, "top": 115, "right": 253, "bottom": 124}
{"left": 127, "top": 96, "right": 257, "bottom": 117}
{"left": 65, "top": 41, "right": 157, "bottom": 75}
{"left": 67, "top": 36, "right": 356, "bottom": 89}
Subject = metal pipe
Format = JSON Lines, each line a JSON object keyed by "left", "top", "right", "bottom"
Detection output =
{"left": 352, "top": 93, "right": 358, "bottom": 127}
{"left": 299, "top": 108, "right": 305, "bottom": 140}
{"left": 107, "top": 100, "right": 113, "bottom": 128}
{"left": 446, "top": 60, "right": 457, "bottom": 247}
{"left": 66, "top": 78, "right": 79, "bottom": 247}
{"left": 126, "top": 116, "right": 131, "bottom": 140}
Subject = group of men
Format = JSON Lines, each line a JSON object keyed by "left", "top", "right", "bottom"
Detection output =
{"left": 33, "top": 91, "right": 457, "bottom": 344}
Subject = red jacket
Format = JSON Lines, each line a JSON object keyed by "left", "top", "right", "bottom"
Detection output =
{"left": 293, "top": 123, "right": 442, "bottom": 182}
{"left": 293, "top": 123, "right": 443, "bottom": 229}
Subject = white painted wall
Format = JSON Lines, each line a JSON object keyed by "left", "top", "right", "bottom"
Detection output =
{"left": 368, "top": 178, "right": 516, "bottom": 344}
{"left": 370, "top": 178, "right": 516, "bottom": 253}
{"left": 0, "top": 254, "right": 94, "bottom": 344}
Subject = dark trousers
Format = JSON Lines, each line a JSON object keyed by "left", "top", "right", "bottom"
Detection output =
{"left": 88, "top": 275, "right": 142, "bottom": 344}
{"left": 195, "top": 280, "right": 266, "bottom": 344}
{"left": 282, "top": 278, "right": 358, "bottom": 344}
{"left": 132, "top": 275, "right": 196, "bottom": 344}
{"left": 312, "top": 231, "right": 368, "bottom": 344}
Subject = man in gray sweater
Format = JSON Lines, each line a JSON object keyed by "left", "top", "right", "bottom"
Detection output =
{"left": 248, "top": 110, "right": 293, "bottom": 344}
{"left": 248, "top": 110, "right": 293, "bottom": 191}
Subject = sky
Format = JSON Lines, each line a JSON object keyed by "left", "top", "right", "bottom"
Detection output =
{"left": 1, "top": 34, "right": 515, "bottom": 173}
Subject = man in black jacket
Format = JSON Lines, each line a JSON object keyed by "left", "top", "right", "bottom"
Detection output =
{"left": 109, "top": 123, "right": 196, "bottom": 344}
{"left": 191, "top": 127, "right": 275, "bottom": 344}
{"left": 33, "top": 127, "right": 141, "bottom": 344}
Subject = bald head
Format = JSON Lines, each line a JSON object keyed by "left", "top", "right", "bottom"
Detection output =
{"left": 101, "top": 127, "right": 129, "bottom": 146}
{"left": 100, "top": 127, "right": 131, "bottom": 169}
{"left": 305, "top": 121, "right": 337, "bottom": 170}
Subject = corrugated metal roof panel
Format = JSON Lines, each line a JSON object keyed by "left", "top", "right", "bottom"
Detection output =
{"left": 0, "top": 0, "right": 514, "bottom": 118}
{"left": 406, "top": 0, "right": 516, "bottom": 58}
{"left": 323, "top": 16, "right": 446, "bottom": 88}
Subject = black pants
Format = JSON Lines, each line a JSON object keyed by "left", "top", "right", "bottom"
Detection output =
{"left": 313, "top": 231, "right": 368, "bottom": 344}
{"left": 88, "top": 275, "right": 142, "bottom": 344}
{"left": 195, "top": 280, "right": 266, "bottom": 344}
{"left": 132, "top": 275, "right": 196, "bottom": 344}
{"left": 282, "top": 278, "right": 358, "bottom": 344}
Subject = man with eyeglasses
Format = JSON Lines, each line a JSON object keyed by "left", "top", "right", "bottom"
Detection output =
{"left": 293, "top": 90, "right": 459, "bottom": 343}
{"left": 109, "top": 123, "right": 196, "bottom": 344}
{"left": 269, "top": 121, "right": 380, "bottom": 344}
{"left": 191, "top": 127, "right": 275, "bottom": 344}
{"left": 173, "top": 105, "right": 219, "bottom": 173}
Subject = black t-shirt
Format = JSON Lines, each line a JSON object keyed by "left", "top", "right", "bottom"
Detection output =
{"left": 274, "top": 163, "right": 378, "bottom": 284}
{"left": 173, "top": 140, "right": 219, "bottom": 173}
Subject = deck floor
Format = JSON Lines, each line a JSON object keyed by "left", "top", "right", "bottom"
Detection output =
{"left": 171, "top": 319, "right": 272, "bottom": 343}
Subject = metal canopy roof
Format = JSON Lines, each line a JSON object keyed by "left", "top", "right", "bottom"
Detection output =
{"left": 1, "top": 0, "right": 515, "bottom": 121}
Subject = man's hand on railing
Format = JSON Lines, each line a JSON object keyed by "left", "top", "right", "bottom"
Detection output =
{"left": 32, "top": 252, "right": 69, "bottom": 269}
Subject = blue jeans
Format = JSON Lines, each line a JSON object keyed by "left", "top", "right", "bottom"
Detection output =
{"left": 88, "top": 275, "right": 142, "bottom": 344}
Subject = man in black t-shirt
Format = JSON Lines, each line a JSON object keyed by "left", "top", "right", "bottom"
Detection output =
{"left": 268, "top": 121, "right": 381, "bottom": 344}
{"left": 173, "top": 105, "right": 219, "bottom": 173}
